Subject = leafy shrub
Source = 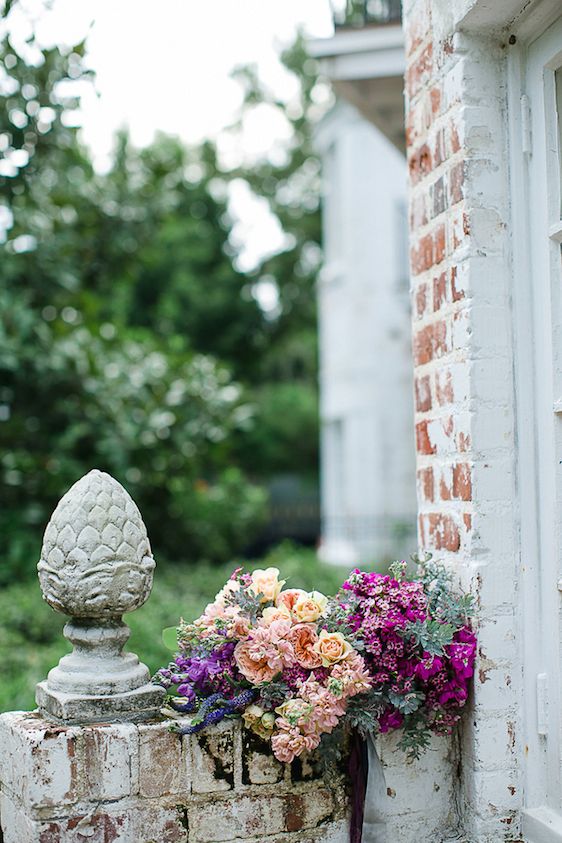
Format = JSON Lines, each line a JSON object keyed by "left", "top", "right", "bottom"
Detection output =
{"left": 0, "top": 325, "right": 267, "bottom": 582}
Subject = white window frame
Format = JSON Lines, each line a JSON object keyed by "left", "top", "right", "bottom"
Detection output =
{"left": 508, "top": 10, "right": 562, "bottom": 839}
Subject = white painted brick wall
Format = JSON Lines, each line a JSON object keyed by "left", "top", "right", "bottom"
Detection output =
{"left": 0, "top": 711, "right": 460, "bottom": 843}
{"left": 405, "top": 0, "right": 523, "bottom": 839}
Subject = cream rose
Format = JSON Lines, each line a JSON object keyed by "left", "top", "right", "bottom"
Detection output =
{"left": 312, "top": 630, "right": 353, "bottom": 666}
{"left": 242, "top": 704, "right": 276, "bottom": 740}
{"left": 260, "top": 604, "right": 292, "bottom": 625}
{"left": 292, "top": 591, "right": 328, "bottom": 623}
{"left": 275, "top": 698, "right": 313, "bottom": 725}
{"left": 249, "top": 567, "right": 285, "bottom": 603}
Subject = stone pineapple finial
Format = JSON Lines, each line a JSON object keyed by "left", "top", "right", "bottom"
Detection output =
{"left": 36, "top": 469, "right": 164, "bottom": 723}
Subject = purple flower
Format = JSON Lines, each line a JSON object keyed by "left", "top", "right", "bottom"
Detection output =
{"left": 177, "top": 684, "right": 197, "bottom": 703}
{"left": 448, "top": 643, "right": 475, "bottom": 679}
{"left": 437, "top": 681, "right": 468, "bottom": 707}
{"left": 415, "top": 654, "right": 444, "bottom": 681}
{"left": 379, "top": 709, "right": 404, "bottom": 733}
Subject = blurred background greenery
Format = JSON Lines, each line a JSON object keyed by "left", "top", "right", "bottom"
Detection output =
{"left": 0, "top": 2, "right": 345, "bottom": 711}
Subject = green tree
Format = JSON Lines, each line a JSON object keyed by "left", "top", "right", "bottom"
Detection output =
{"left": 226, "top": 37, "right": 330, "bottom": 481}
{"left": 0, "top": 1, "right": 266, "bottom": 580}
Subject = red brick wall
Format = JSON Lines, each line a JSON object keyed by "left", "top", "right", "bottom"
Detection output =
{"left": 405, "top": 0, "right": 473, "bottom": 559}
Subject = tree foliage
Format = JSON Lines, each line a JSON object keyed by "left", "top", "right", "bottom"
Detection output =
{"left": 226, "top": 36, "right": 328, "bottom": 480}
{"left": 0, "top": 2, "right": 267, "bottom": 580}
{"left": 0, "top": 6, "right": 324, "bottom": 581}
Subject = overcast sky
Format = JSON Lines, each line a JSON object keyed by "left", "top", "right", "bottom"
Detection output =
{"left": 8, "top": 0, "right": 336, "bottom": 270}
{"left": 27, "top": 0, "right": 334, "bottom": 164}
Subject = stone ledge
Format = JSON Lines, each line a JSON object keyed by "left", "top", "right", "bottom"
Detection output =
{"left": 36, "top": 680, "right": 165, "bottom": 725}
{"left": 0, "top": 712, "right": 350, "bottom": 843}
{"left": 0, "top": 711, "right": 458, "bottom": 843}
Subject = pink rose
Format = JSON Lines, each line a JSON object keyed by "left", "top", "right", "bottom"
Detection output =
{"left": 234, "top": 640, "right": 278, "bottom": 684}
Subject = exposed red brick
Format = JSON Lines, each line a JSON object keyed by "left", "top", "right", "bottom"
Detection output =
{"left": 463, "top": 513, "right": 472, "bottom": 532}
{"left": 451, "top": 265, "right": 464, "bottom": 301}
{"left": 449, "top": 121, "right": 461, "bottom": 154}
{"left": 416, "top": 420, "right": 435, "bottom": 455}
{"left": 407, "top": 42, "right": 434, "bottom": 99}
{"left": 439, "top": 470, "right": 452, "bottom": 501}
{"left": 453, "top": 462, "right": 472, "bottom": 501}
{"left": 414, "top": 321, "right": 449, "bottom": 365}
{"left": 457, "top": 431, "right": 471, "bottom": 452}
{"left": 432, "top": 319, "right": 448, "bottom": 358}
{"left": 433, "top": 272, "right": 447, "bottom": 312}
{"left": 39, "top": 825, "right": 61, "bottom": 843}
{"left": 284, "top": 794, "right": 305, "bottom": 832}
{"left": 449, "top": 160, "right": 464, "bottom": 205}
{"left": 413, "top": 325, "right": 433, "bottom": 365}
{"left": 415, "top": 282, "right": 428, "bottom": 319}
{"left": 427, "top": 513, "right": 461, "bottom": 551}
{"left": 411, "top": 234, "right": 434, "bottom": 276}
{"left": 415, "top": 375, "right": 432, "bottom": 412}
{"left": 430, "top": 86, "right": 442, "bottom": 116}
{"left": 434, "top": 224, "right": 446, "bottom": 264}
{"left": 418, "top": 467, "right": 434, "bottom": 502}
{"left": 409, "top": 143, "right": 433, "bottom": 185}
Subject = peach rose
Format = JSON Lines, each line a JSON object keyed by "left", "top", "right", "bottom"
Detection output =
{"left": 292, "top": 591, "right": 327, "bottom": 623}
{"left": 260, "top": 604, "right": 292, "bottom": 625}
{"left": 234, "top": 640, "right": 278, "bottom": 684}
{"left": 276, "top": 588, "right": 307, "bottom": 612}
{"left": 249, "top": 567, "right": 285, "bottom": 603}
{"left": 231, "top": 615, "right": 252, "bottom": 639}
{"left": 312, "top": 630, "right": 353, "bottom": 666}
{"left": 287, "top": 623, "right": 323, "bottom": 669}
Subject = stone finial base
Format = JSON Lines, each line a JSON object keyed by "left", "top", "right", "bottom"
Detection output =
{"left": 35, "top": 618, "right": 165, "bottom": 723}
{"left": 35, "top": 680, "right": 165, "bottom": 725}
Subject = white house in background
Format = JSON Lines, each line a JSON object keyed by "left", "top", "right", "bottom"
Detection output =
{"left": 310, "top": 13, "right": 416, "bottom": 566}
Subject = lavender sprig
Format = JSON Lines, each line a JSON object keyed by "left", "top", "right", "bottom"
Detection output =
{"left": 172, "top": 688, "right": 256, "bottom": 735}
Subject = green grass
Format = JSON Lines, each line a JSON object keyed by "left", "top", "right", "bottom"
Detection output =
{"left": 0, "top": 542, "right": 353, "bottom": 714}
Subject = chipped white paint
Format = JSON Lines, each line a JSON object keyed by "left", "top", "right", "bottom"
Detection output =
{"left": 0, "top": 716, "right": 351, "bottom": 843}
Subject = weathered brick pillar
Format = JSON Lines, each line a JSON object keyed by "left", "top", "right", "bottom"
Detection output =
{"left": 403, "top": 0, "right": 521, "bottom": 839}
{"left": 0, "top": 471, "right": 350, "bottom": 842}
{"left": 0, "top": 717, "right": 350, "bottom": 842}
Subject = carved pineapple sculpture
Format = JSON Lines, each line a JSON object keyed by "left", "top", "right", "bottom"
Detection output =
{"left": 38, "top": 469, "right": 155, "bottom": 618}
{"left": 36, "top": 469, "right": 164, "bottom": 723}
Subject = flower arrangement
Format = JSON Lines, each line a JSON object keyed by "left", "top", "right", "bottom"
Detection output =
{"left": 155, "top": 555, "right": 475, "bottom": 764}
